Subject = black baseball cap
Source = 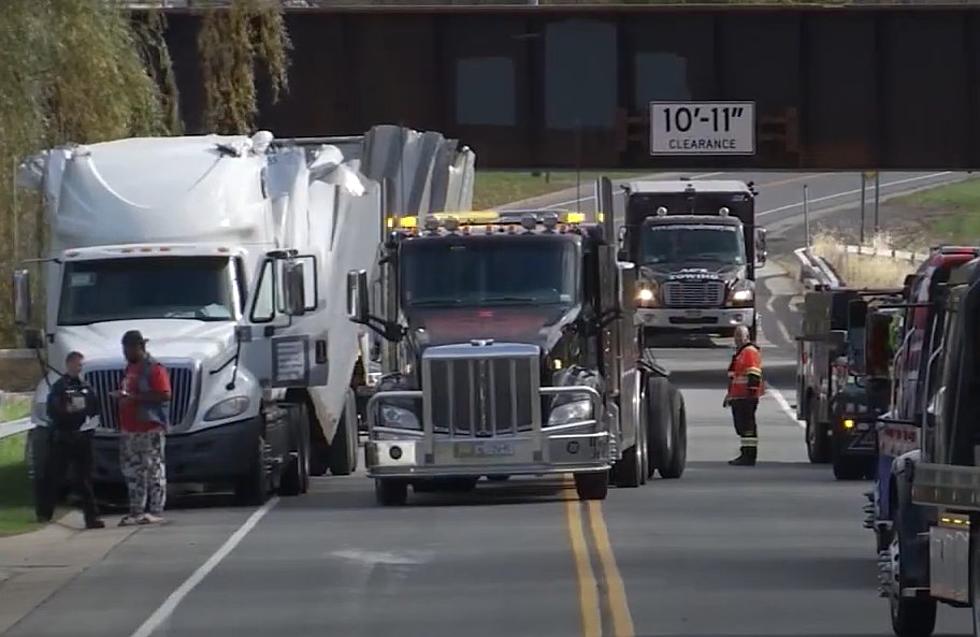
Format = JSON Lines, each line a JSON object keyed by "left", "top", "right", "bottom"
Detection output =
{"left": 121, "top": 330, "right": 148, "bottom": 347}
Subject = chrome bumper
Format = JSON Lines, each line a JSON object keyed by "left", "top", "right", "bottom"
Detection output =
{"left": 365, "top": 386, "right": 610, "bottom": 478}
{"left": 635, "top": 307, "right": 755, "bottom": 330}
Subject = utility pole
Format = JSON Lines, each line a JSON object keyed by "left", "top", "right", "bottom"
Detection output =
{"left": 873, "top": 171, "right": 881, "bottom": 235}
{"left": 859, "top": 172, "right": 866, "bottom": 244}
{"left": 803, "top": 184, "right": 810, "bottom": 248}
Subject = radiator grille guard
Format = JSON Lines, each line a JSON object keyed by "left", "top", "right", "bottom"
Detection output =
{"left": 423, "top": 343, "right": 540, "bottom": 437}
{"left": 85, "top": 363, "right": 197, "bottom": 431}
{"left": 664, "top": 279, "right": 725, "bottom": 307}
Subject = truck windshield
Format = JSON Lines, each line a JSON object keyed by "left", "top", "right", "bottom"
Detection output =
{"left": 641, "top": 225, "right": 744, "bottom": 265}
{"left": 59, "top": 256, "right": 237, "bottom": 325}
{"left": 401, "top": 237, "right": 578, "bottom": 308}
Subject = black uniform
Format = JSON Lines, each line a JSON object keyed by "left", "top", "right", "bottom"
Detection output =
{"left": 37, "top": 375, "right": 100, "bottom": 524}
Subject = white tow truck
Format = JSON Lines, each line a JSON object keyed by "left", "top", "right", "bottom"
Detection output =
{"left": 13, "top": 129, "right": 462, "bottom": 503}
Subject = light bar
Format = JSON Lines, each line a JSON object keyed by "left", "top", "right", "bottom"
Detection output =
{"left": 396, "top": 209, "right": 588, "bottom": 232}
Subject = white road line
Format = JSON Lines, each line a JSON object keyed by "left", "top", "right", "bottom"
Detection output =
{"left": 758, "top": 171, "right": 953, "bottom": 217}
{"left": 129, "top": 497, "right": 279, "bottom": 637}
{"left": 768, "top": 387, "right": 805, "bottom": 429}
{"left": 543, "top": 171, "right": 725, "bottom": 208}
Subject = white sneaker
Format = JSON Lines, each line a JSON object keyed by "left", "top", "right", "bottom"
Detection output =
{"left": 139, "top": 513, "right": 166, "bottom": 525}
{"left": 118, "top": 514, "right": 141, "bottom": 527}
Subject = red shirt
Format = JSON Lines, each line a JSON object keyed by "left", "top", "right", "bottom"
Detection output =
{"left": 119, "top": 362, "right": 171, "bottom": 433}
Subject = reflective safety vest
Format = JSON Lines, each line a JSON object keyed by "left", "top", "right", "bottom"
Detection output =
{"left": 728, "top": 343, "right": 764, "bottom": 399}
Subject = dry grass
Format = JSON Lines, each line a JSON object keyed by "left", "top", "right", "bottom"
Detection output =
{"left": 810, "top": 231, "right": 920, "bottom": 289}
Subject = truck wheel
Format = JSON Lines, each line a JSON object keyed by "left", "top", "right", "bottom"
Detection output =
{"left": 806, "top": 401, "right": 831, "bottom": 463}
{"left": 328, "top": 390, "right": 358, "bottom": 476}
{"left": 375, "top": 479, "right": 408, "bottom": 506}
{"left": 831, "top": 437, "right": 864, "bottom": 481}
{"left": 646, "top": 377, "right": 676, "bottom": 478}
{"left": 613, "top": 444, "right": 642, "bottom": 488}
{"left": 638, "top": 390, "right": 649, "bottom": 485}
{"left": 574, "top": 471, "right": 609, "bottom": 501}
{"left": 658, "top": 388, "right": 687, "bottom": 480}
{"left": 970, "top": 521, "right": 980, "bottom": 637}
{"left": 235, "top": 435, "right": 270, "bottom": 506}
{"left": 887, "top": 527, "right": 937, "bottom": 637}
{"left": 279, "top": 405, "right": 310, "bottom": 496}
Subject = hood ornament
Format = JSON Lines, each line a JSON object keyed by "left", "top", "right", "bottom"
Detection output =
{"left": 470, "top": 338, "right": 494, "bottom": 347}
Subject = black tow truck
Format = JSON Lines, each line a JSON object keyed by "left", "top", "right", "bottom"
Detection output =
{"left": 619, "top": 179, "right": 766, "bottom": 344}
{"left": 796, "top": 288, "right": 903, "bottom": 479}
{"left": 345, "top": 180, "right": 686, "bottom": 505}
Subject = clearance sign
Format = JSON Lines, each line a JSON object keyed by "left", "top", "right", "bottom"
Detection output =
{"left": 650, "top": 101, "right": 756, "bottom": 156}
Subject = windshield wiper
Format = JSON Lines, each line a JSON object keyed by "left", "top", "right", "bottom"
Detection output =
{"left": 409, "top": 299, "right": 463, "bottom": 307}
{"left": 480, "top": 296, "right": 540, "bottom": 304}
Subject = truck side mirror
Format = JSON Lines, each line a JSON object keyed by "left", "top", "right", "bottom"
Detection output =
{"left": 282, "top": 261, "right": 307, "bottom": 317}
{"left": 23, "top": 327, "right": 43, "bottom": 350}
{"left": 13, "top": 269, "right": 31, "bottom": 327}
{"left": 754, "top": 228, "right": 768, "bottom": 266}
{"left": 347, "top": 270, "right": 370, "bottom": 324}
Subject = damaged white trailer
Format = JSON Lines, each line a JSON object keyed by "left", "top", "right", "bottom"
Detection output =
{"left": 14, "top": 125, "right": 475, "bottom": 504}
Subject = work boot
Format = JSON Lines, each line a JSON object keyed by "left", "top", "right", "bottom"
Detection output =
{"left": 728, "top": 449, "right": 756, "bottom": 466}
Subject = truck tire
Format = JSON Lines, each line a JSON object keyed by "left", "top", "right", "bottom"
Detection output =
{"left": 646, "top": 376, "right": 677, "bottom": 478}
{"left": 328, "top": 390, "right": 358, "bottom": 476}
{"left": 658, "top": 388, "right": 687, "bottom": 480}
{"left": 887, "top": 527, "right": 937, "bottom": 637}
{"left": 613, "top": 385, "right": 644, "bottom": 488}
{"left": 375, "top": 478, "right": 408, "bottom": 506}
{"left": 574, "top": 471, "right": 608, "bottom": 500}
{"left": 806, "top": 400, "right": 831, "bottom": 464}
{"left": 279, "top": 405, "right": 310, "bottom": 496}
{"left": 235, "top": 435, "right": 271, "bottom": 506}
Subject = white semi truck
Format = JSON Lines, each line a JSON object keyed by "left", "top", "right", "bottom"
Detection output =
{"left": 14, "top": 128, "right": 471, "bottom": 504}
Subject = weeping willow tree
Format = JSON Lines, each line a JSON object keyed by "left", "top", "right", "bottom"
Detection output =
{"left": 0, "top": 0, "right": 292, "bottom": 346}
{"left": 199, "top": 0, "right": 291, "bottom": 133}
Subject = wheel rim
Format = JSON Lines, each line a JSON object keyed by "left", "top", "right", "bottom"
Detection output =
{"left": 886, "top": 535, "right": 902, "bottom": 620}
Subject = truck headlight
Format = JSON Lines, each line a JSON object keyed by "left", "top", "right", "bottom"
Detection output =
{"left": 731, "top": 289, "right": 753, "bottom": 302}
{"left": 636, "top": 282, "right": 659, "bottom": 306}
{"left": 548, "top": 398, "right": 594, "bottom": 426}
{"left": 204, "top": 396, "right": 250, "bottom": 421}
{"left": 379, "top": 405, "right": 420, "bottom": 430}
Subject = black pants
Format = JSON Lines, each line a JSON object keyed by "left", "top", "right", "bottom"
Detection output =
{"left": 730, "top": 398, "right": 759, "bottom": 459}
{"left": 36, "top": 429, "right": 99, "bottom": 522}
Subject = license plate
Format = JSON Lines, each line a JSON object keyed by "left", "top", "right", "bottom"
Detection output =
{"left": 454, "top": 441, "right": 515, "bottom": 458}
{"left": 684, "top": 309, "right": 703, "bottom": 318}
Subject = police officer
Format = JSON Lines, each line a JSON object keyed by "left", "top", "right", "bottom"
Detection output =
{"left": 38, "top": 351, "right": 104, "bottom": 528}
{"left": 723, "top": 325, "right": 764, "bottom": 466}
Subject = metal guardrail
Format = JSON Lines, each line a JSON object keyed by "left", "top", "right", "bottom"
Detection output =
{"left": 795, "top": 242, "right": 924, "bottom": 290}
{"left": 795, "top": 246, "right": 842, "bottom": 290}
{"left": 0, "top": 417, "right": 33, "bottom": 441}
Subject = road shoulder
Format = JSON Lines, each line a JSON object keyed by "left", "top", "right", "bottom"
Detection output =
{"left": 0, "top": 512, "right": 137, "bottom": 633}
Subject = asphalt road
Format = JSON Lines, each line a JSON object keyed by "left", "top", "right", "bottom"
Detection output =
{"left": 4, "top": 171, "right": 975, "bottom": 637}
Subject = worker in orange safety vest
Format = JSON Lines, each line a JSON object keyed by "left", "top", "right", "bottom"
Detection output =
{"left": 723, "top": 325, "right": 764, "bottom": 466}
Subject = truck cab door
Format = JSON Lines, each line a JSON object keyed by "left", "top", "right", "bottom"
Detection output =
{"left": 236, "top": 252, "right": 329, "bottom": 389}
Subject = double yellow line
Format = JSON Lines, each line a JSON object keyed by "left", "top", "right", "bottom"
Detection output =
{"left": 564, "top": 478, "right": 635, "bottom": 637}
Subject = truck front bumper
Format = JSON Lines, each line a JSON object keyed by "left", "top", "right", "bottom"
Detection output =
{"left": 635, "top": 307, "right": 755, "bottom": 331}
{"left": 91, "top": 416, "right": 261, "bottom": 485}
{"left": 365, "top": 386, "right": 611, "bottom": 479}
{"left": 834, "top": 419, "right": 877, "bottom": 457}
{"left": 366, "top": 433, "right": 611, "bottom": 479}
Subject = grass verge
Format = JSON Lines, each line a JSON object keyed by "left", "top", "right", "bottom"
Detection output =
{"left": 811, "top": 231, "right": 919, "bottom": 289}
{"left": 894, "top": 177, "right": 980, "bottom": 244}
{"left": 0, "top": 433, "right": 40, "bottom": 537}
{"left": 472, "top": 171, "right": 640, "bottom": 209}
{"left": 0, "top": 395, "right": 30, "bottom": 423}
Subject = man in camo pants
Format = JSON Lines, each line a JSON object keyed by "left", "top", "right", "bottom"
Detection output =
{"left": 111, "top": 330, "right": 171, "bottom": 526}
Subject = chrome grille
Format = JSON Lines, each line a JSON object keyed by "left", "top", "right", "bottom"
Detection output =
{"left": 664, "top": 280, "right": 725, "bottom": 307}
{"left": 85, "top": 365, "right": 195, "bottom": 431}
{"left": 426, "top": 356, "right": 536, "bottom": 436}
